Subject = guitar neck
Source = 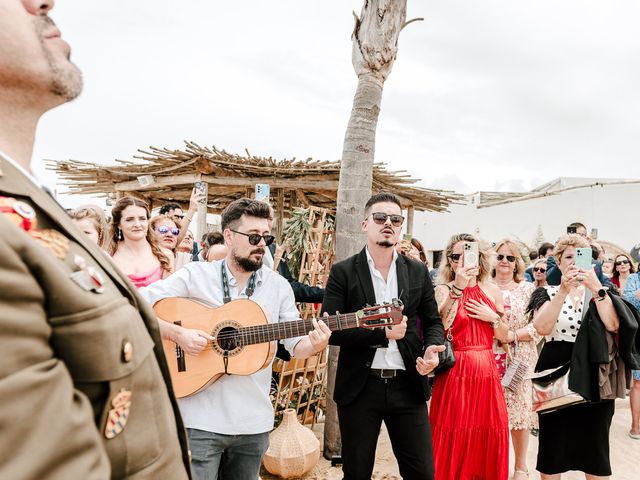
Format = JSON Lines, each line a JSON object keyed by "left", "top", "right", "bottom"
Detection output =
{"left": 238, "top": 312, "right": 360, "bottom": 346}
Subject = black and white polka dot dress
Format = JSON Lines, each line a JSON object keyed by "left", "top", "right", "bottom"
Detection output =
{"left": 535, "top": 285, "right": 614, "bottom": 476}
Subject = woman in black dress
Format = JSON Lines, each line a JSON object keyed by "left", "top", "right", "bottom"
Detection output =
{"left": 531, "top": 234, "right": 620, "bottom": 479}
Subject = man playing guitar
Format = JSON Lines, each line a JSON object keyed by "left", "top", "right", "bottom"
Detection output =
{"left": 141, "top": 198, "right": 331, "bottom": 480}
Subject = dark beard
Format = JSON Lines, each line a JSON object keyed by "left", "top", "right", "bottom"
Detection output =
{"left": 376, "top": 240, "right": 395, "bottom": 248}
{"left": 233, "top": 252, "right": 263, "bottom": 272}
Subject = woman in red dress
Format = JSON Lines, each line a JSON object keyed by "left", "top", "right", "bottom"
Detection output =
{"left": 427, "top": 233, "right": 510, "bottom": 480}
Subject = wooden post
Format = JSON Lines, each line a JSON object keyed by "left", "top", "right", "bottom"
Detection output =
{"left": 406, "top": 205, "right": 414, "bottom": 236}
{"left": 197, "top": 180, "right": 208, "bottom": 241}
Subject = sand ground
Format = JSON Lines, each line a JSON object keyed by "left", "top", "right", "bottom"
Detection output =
{"left": 262, "top": 398, "right": 639, "bottom": 479}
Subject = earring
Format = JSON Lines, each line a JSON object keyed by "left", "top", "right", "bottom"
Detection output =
{"left": 118, "top": 228, "right": 124, "bottom": 241}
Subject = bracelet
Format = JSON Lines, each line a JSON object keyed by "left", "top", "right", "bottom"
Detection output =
{"left": 449, "top": 291, "right": 462, "bottom": 300}
{"left": 491, "top": 318, "right": 501, "bottom": 329}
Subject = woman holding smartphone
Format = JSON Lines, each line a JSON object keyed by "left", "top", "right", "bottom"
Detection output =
{"left": 531, "top": 234, "right": 619, "bottom": 479}
{"left": 427, "top": 233, "right": 510, "bottom": 480}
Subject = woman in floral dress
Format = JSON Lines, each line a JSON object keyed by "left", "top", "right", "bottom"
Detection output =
{"left": 493, "top": 240, "right": 538, "bottom": 480}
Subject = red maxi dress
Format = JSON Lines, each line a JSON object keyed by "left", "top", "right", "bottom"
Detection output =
{"left": 429, "top": 284, "right": 509, "bottom": 480}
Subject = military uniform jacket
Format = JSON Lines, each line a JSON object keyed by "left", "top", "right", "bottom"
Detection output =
{"left": 0, "top": 155, "right": 191, "bottom": 479}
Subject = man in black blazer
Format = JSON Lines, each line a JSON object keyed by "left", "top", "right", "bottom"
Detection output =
{"left": 321, "top": 193, "right": 445, "bottom": 480}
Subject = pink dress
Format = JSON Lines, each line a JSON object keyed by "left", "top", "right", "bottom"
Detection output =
{"left": 430, "top": 284, "right": 509, "bottom": 480}
{"left": 127, "top": 265, "right": 163, "bottom": 288}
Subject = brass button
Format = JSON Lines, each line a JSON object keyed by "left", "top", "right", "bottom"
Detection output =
{"left": 122, "top": 341, "right": 133, "bottom": 362}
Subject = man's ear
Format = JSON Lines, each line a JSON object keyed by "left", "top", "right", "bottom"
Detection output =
{"left": 223, "top": 228, "right": 233, "bottom": 246}
{"left": 361, "top": 219, "right": 368, "bottom": 233}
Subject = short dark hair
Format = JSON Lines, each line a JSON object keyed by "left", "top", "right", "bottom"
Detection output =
{"left": 364, "top": 192, "right": 402, "bottom": 216}
{"left": 221, "top": 198, "right": 271, "bottom": 231}
{"left": 568, "top": 221, "right": 586, "bottom": 231}
{"left": 528, "top": 250, "right": 539, "bottom": 261}
{"left": 205, "top": 231, "right": 225, "bottom": 247}
{"left": 538, "top": 242, "right": 554, "bottom": 257}
{"left": 159, "top": 203, "right": 182, "bottom": 215}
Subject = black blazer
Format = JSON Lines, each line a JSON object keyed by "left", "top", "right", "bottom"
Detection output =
{"left": 321, "top": 248, "right": 445, "bottom": 406}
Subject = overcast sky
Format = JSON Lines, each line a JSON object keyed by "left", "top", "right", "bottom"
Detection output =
{"left": 33, "top": 0, "right": 640, "bottom": 206}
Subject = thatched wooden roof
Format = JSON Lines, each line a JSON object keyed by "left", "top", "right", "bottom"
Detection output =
{"left": 48, "top": 141, "right": 462, "bottom": 213}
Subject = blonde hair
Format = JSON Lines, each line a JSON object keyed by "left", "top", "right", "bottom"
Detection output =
{"left": 438, "top": 233, "right": 494, "bottom": 284}
{"left": 69, "top": 207, "right": 106, "bottom": 247}
{"left": 554, "top": 234, "right": 590, "bottom": 262}
{"left": 492, "top": 239, "right": 526, "bottom": 283}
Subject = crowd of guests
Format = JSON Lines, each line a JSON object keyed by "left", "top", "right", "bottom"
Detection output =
{"left": 67, "top": 194, "right": 640, "bottom": 480}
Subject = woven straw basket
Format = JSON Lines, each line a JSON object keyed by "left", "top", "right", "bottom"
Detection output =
{"left": 263, "top": 409, "right": 320, "bottom": 478}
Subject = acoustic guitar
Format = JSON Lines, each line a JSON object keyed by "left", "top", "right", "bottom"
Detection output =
{"left": 154, "top": 297, "right": 404, "bottom": 398}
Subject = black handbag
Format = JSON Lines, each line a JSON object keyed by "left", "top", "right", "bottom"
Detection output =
{"left": 435, "top": 326, "right": 456, "bottom": 374}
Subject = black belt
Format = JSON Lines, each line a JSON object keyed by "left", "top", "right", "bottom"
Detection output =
{"left": 369, "top": 368, "right": 404, "bottom": 379}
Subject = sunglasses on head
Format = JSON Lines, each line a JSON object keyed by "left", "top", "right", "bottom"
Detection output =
{"left": 533, "top": 267, "right": 547, "bottom": 273}
{"left": 231, "top": 230, "right": 275, "bottom": 246}
{"left": 157, "top": 225, "right": 180, "bottom": 236}
{"left": 448, "top": 253, "right": 462, "bottom": 262}
{"left": 370, "top": 212, "right": 404, "bottom": 227}
{"left": 497, "top": 254, "right": 516, "bottom": 262}
{"left": 615, "top": 259, "right": 630, "bottom": 266}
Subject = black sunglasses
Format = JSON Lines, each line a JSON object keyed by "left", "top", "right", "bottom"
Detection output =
{"left": 497, "top": 254, "right": 516, "bottom": 262}
{"left": 533, "top": 267, "right": 547, "bottom": 273}
{"left": 448, "top": 253, "right": 462, "bottom": 262}
{"left": 370, "top": 212, "right": 404, "bottom": 227}
{"left": 231, "top": 230, "right": 275, "bottom": 246}
{"left": 615, "top": 259, "right": 630, "bottom": 266}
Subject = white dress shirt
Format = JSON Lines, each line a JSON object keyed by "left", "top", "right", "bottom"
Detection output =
{"left": 140, "top": 260, "right": 301, "bottom": 435}
{"left": 365, "top": 247, "right": 406, "bottom": 370}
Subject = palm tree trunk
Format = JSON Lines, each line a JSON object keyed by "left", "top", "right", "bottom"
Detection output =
{"left": 324, "top": 0, "right": 411, "bottom": 460}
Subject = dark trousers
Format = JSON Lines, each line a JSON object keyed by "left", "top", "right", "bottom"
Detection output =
{"left": 337, "top": 373, "right": 435, "bottom": 480}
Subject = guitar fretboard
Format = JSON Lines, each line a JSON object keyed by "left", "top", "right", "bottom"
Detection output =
{"left": 231, "top": 312, "right": 361, "bottom": 345}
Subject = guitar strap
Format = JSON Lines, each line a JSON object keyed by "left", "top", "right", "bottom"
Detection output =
{"left": 220, "top": 261, "right": 257, "bottom": 375}
{"left": 221, "top": 260, "right": 257, "bottom": 304}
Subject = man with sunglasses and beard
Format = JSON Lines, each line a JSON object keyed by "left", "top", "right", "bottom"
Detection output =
{"left": 140, "top": 198, "right": 331, "bottom": 480}
{"left": 321, "top": 192, "right": 445, "bottom": 480}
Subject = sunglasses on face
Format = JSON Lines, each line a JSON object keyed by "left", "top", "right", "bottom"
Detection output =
{"left": 497, "top": 254, "right": 516, "bottom": 262}
{"left": 370, "top": 212, "right": 404, "bottom": 227}
{"left": 615, "top": 260, "right": 630, "bottom": 266}
{"left": 533, "top": 267, "right": 547, "bottom": 273}
{"left": 157, "top": 226, "right": 180, "bottom": 236}
{"left": 448, "top": 253, "right": 462, "bottom": 262}
{"left": 231, "top": 230, "right": 275, "bottom": 246}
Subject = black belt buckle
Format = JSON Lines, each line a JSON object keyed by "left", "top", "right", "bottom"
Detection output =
{"left": 371, "top": 368, "right": 397, "bottom": 378}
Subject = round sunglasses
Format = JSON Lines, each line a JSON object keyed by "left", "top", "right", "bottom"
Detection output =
{"left": 157, "top": 225, "right": 180, "bottom": 236}
{"left": 231, "top": 230, "right": 275, "bottom": 246}
{"left": 497, "top": 254, "right": 516, "bottom": 262}
{"left": 369, "top": 212, "right": 404, "bottom": 227}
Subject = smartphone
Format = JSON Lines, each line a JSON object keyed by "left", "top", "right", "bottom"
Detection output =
{"left": 567, "top": 226, "right": 577, "bottom": 235}
{"left": 255, "top": 183, "right": 270, "bottom": 202}
{"left": 590, "top": 228, "right": 598, "bottom": 240}
{"left": 574, "top": 247, "right": 592, "bottom": 270}
{"left": 194, "top": 181, "right": 207, "bottom": 204}
{"left": 463, "top": 241, "right": 479, "bottom": 269}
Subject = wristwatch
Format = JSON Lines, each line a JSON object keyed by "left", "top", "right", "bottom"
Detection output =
{"left": 491, "top": 317, "right": 501, "bottom": 329}
{"left": 595, "top": 287, "right": 608, "bottom": 302}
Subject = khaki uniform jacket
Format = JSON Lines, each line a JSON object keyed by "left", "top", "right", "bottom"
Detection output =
{"left": 0, "top": 156, "right": 191, "bottom": 479}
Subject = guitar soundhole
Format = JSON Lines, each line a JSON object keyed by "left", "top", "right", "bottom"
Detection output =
{"left": 217, "top": 326, "right": 241, "bottom": 352}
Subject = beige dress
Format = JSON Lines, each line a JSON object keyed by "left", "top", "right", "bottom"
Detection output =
{"left": 501, "top": 281, "right": 539, "bottom": 430}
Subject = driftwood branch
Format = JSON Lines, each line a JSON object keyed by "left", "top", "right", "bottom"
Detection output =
{"left": 401, "top": 17, "right": 424, "bottom": 31}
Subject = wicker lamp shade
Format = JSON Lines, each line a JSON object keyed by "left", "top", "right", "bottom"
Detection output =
{"left": 263, "top": 409, "right": 320, "bottom": 478}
